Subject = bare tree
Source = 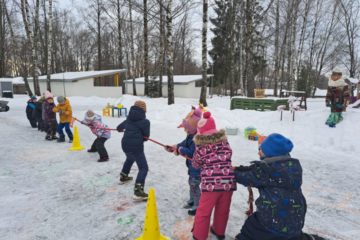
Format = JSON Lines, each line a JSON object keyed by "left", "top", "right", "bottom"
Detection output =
{"left": 128, "top": 0, "right": 137, "bottom": 95}
{"left": 143, "top": 0, "right": 149, "bottom": 95}
{"left": 166, "top": 0, "right": 174, "bottom": 104}
{"left": 0, "top": 0, "right": 5, "bottom": 77}
{"left": 46, "top": 0, "right": 53, "bottom": 91}
{"left": 199, "top": 0, "right": 208, "bottom": 106}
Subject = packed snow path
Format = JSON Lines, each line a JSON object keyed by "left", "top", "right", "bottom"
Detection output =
{"left": 0, "top": 95, "right": 359, "bottom": 240}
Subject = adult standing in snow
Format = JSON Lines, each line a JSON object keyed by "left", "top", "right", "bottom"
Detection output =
{"left": 117, "top": 100, "right": 150, "bottom": 200}
{"left": 325, "top": 68, "right": 350, "bottom": 127}
{"left": 81, "top": 110, "right": 111, "bottom": 162}
{"left": 53, "top": 96, "right": 73, "bottom": 143}
{"left": 26, "top": 96, "right": 37, "bottom": 128}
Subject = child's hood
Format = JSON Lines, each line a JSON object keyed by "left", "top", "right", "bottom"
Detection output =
{"left": 128, "top": 106, "right": 146, "bottom": 122}
{"left": 194, "top": 129, "right": 227, "bottom": 146}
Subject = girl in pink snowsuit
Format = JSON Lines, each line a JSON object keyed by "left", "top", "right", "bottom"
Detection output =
{"left": 192, "top": 111, "right": 237, "bottom": 240}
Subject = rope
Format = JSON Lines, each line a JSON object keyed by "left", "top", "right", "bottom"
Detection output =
{"left": 72, "top": 117, "right": 118, "bottom": 131}
{"left": 246, "top": 186, "right": 254, "bottom": 217}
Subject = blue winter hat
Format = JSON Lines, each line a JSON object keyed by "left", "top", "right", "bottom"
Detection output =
{"left": 260, "top": 133, "right": 293, "bottom": 158}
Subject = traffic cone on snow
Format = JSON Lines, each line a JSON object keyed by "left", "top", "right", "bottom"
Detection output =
{"left": 69, "top": 126, "right": 85, "bottom": 151}
{"left": 135, "top": 188, "right": 170, "bottom": 240}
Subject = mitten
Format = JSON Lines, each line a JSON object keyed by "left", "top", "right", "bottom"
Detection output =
{"left": 165, "top": 145, "right": 175, "bottom": 153}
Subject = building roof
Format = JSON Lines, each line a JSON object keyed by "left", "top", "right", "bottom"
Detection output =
{"left": 0, "top": 77, "right": 25, "bottom": 85}
{"left": 125, "top": 75, "right": 213, "bottom": 85}
{"left": 28, "top": 69, "right": 127, "bottom": 82}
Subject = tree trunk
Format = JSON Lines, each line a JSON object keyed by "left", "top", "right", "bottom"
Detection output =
{"left": 245, "top": 0, "right": 255, "bottom": 97}
{"left": 46, "top": 0, "right": 53, "bottom": 91}
{"left": 97, "top": 0, "right": 102, "bottom": 70}
{"left": 128, "top": 0, "right": 137, "bottom": 95}
{"left": 143, "top": 0, "right": 149, "bottom": 95}
{"left": 273, "top": 0, "right": 280, "bottom": 96}
{"left": 159, "top": 0, "right": 165, "bottom": 97}
{"left": 117, "top": 0, "right": 125, "bottom": 94}
{"left": 33, "top": 0, "right": 40, "bottom": 95}
{"left": 166, "top": 0, "right": 174, "bottom": 105}
{"left": 0, "top": 0, "right": 5, "bottom": 77}
{"left": 199, "top": 0, "right": 208, "bottom": 106}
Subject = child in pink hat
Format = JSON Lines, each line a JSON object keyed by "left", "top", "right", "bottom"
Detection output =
{"left": 192, "top": 111, "right": 237, "bottom": 240}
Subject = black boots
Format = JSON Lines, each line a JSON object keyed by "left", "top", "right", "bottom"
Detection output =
{"left": 210, "top": 227, "right": 225, "bottom": 240}
{"left": 134, "top": 183, "right": 148, "bottom": 200}
{"left": 57, "top": 136, "right": 65, "bottom": 142}
{"left": 119, "top": 172, "right": 133, "bottom": 184}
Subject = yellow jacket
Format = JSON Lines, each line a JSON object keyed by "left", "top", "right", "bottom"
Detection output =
{"left": 53, "top": 98, "right": 73, "bottom": 123}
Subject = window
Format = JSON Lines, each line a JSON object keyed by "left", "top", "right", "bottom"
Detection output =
{"left": 94, "top": 74, "right": 124, "bottom": 87}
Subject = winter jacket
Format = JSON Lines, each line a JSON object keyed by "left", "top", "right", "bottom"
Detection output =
{"left": 234, "top": 155, "right": 306, "bottom": 238}
{"left": 53, "top": 98, "right": 72, "bottom": 123}
{"left": 83, "top": 114, "right": 111, "bottom": 139}
{"left": 177, "top": 134, "right": 201, "bottom": 178}
{"left": 117, "top": 106, "right": 150, "bottom": 153}
{"left": 43, "top": 99, "right": 57, "bottom": 123}
{"left": 26, "top": 100, "right": 36, "bottom": 120}
{"left": 192, "top": 129, "right": 237, "bottom": 192}
{"left": 34, "top": 99, "right": 44, "bottom": 121}
{"left": 326, "top": 79, "right": 350, "bottom": 113}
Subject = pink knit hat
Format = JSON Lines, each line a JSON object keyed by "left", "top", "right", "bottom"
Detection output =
{"left": 197, "top": 111, "right": 217, "bottom": 135}
{"left": 178, "top": 106, "right": 202, "bottom": 135}
{"left": 44, "top": 90, "right": 53, "bottom": 99}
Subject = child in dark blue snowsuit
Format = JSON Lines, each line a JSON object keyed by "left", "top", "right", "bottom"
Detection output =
{"left": 234, "top": 133, "right": 307, "bottom": 240}
{"left": 117, "top": 100, "right": 150, "bottom": 200}
{"left": 166, "top": 107, "right": 202, "bottom": 216}
{"left": 26, "top": 96, "right": 37, "bottom": 128}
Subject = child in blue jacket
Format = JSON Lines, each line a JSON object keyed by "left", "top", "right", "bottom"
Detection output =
{"left": 166, "top": 107, "right": 202, "bottom": 216}
{"left": 234, "top": 133, "right": 308, "bottom": 240}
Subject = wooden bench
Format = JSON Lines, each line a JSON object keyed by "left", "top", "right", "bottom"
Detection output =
{"left": 230, "top": 98, "right": 289, "bottom": 111}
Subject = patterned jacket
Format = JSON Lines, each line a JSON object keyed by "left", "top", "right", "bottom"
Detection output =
{"left": 192, "top": 129, "right": 237, "bottom": 192}
{"left": 234, "top": 155, "right": 306, "bottom": 238}
{"left": 83, "top": 114, "right": 111, "bottom": 139}
{"left": 326, "top": 80, "right": 350, "bottom": 113}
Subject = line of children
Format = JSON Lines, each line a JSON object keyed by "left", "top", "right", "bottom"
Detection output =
{"left": 81, "top": 110, "right": 111, "bottom": 162}
{"left": 166, "top": 106, "right": 202, "bottom": 216}
{"left": 53, "top": 96, "right": 73, "bottom": 143}
{"left": 117, "top": 100, "right": 150, "bottom": 200}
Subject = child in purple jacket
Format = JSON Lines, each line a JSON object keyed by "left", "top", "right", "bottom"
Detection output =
{"left": 43, "top": 91, "right": 58, "bottom": 140}
{"left": 81, "top": 110, "right": 111, "bottom": 162}
{"left": 192, "top": 111, "right": 237, "bottom": 240}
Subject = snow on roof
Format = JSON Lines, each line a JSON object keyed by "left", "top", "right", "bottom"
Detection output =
{"left": 125, "top": 75, "right": 213, "bottom": 85}
{"left": 29, "top": 69, "right": 127, "bottom": 82}
{"left": 0, "top": 77, "right": 25, "bottom": 85}
{"left": 346, "top": 77, "right": 359, "bottom": 84}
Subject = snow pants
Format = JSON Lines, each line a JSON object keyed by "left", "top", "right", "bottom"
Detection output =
{"left": 57, "top": 122, "right": 73, "bottom": 140}
{"left": 90, "top": 137, "right": 109, "bottom": 159}
{"left": 121, "top": 152, "right": 148, "bottom": 184}
{"left": 188, "top": 177, "right": 201, "bottom": 210}
{"left": 192, "top": 191, "right": 233, "bottom": 240}
{"left": 235, "top": 212, "right": 301, "bottom": 240}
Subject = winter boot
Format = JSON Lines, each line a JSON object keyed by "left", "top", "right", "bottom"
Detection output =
{"left": 68, "top": 138, "right": 73, "bottom": 143}
{"left": 45, "top": 135, "right": 51, "bottom": 141}
{"left": 301, "top": 233, "right": 327, "bottom": 240}
{"left": 51, "top": 135, "right": 58, "bottom": 140}
{"left": 119, "top": 172, "right": 133, "bottom": 184}
{"left": 133, "top": 183, "right": 148, "bottom": 201}
{"left": 210, "top": 227, "right": 225, "bottom": 240}
{"left": 57, "top": 136, "right": 65, "bottom": 143}
{"left": 183, "top": 201, "right": 194, "bottom": 209}
{"left": 188, "top": 208, "right": 197, "bottom": 216}
{"left": 97, "top": 156, "right": 109, "bottom": 162}
{"left": 87, "top": 149, "right": 97, "bottom": 153}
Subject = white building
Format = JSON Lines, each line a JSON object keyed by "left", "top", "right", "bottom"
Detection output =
{"left": 28, "top": 69, "right": 127, "bottom": 98}
{"left": 125, "top": 75, "right": 211, "bottom": 98}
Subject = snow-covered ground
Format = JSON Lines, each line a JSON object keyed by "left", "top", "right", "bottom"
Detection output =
{"left": 0, "top": 95, "right": 359, "bottom": 240}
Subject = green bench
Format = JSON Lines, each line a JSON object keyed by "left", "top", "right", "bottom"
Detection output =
{"left": 230, "top": 97, "right": 289, "bottom": 111}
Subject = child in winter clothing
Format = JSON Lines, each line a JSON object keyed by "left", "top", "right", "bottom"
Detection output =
{"left": 81, "top": 110, "right": 111, "bottom": 162}
{"left": 165, "top": 106, "right": 202, "bottom": 216}
{"left": 26, "top": 96, "right": 37, "bottom": 128}
{"left": 34, "top": 96, "right": 45, "bottom": 132}
{"left": 234, "top": 133, "right": 307, "bottom": 240}
{"left": 43, "top": 91, "right": 58, "bottom": 140}
{"left": 117, "top": 100, "right": 150, "bottom": 200}
{"left": 53, "top": 96, "right": 73, "bottom": 143}
{"left": 192, "top": 111, "right": 237, "bottom": 240}
{"left": 325, "top": 68, "right": 350, "bottom": 127}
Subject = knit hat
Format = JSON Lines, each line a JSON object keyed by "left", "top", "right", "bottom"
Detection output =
{"left": 44, "top": 91, "right": 53, "bottom": 99}
{"left": 57, "top": 96, "right": 65, "bottom": 104}
{"left": 134, "top": 100, "right": 147, "bottom": 112}
{"left": 30, "top": 95, "right": 37, "bottom": 100}
{"left": 332, "top": 67, "right": 343, "bottom": 75}
{"left": 197, "top": 111, "right": 217, "bottom": 135}
{"left": 178, "top": 107, "right": 202, "bottom": 134}
{"left": 260, "top": 133, "right": 293, "bottom": 158}
{"left": 85, "top": 110, "right": 95, "bottom": 121}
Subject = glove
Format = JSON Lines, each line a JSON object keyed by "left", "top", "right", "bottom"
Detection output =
{"left": 165, "top": 145, "right": 175, "bottom": 153}
{"left": 234, "top": 165, "right": 253, "bottom": 172}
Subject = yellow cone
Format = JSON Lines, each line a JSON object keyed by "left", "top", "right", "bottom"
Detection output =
{"left": 69, "top": 126, "right": 85, "bottom": 151}
{"left": 135, "top": 188, "right": 170, "bottom": 240}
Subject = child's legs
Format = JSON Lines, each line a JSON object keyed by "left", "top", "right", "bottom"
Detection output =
{"left": 95, "top": 138, "right": 108, "bottom": 158}
{"left": 188, "top": 177, "right": 194, "bottom": 203}
{"left": 89, "top": 138, "right": 98, "bottom": 151}
{"left": 57, "top": 123, "right": 65, "bottom": 137}
{"left": 212, "top": 191, "right": 233, "bottom": 236}
{"left": 134, "top": 152, "right": 148, "bottom": 184}
{"left": 64, "top": 123, "right": 73, "bottom": 140}
{"left": 192, "top": 192, "right": 219, "bottom": 240}
{"left": 189, "top": 177, "right": 201, "bottom": 209}
{"left": 121, "top": 152, "right": 136, "bottom": 175}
